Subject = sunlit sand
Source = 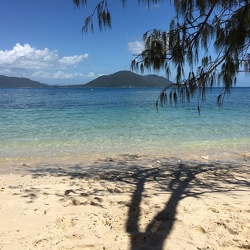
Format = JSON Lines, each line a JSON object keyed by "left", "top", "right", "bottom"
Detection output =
{"left": 0, "top": 154, "right": 249, "bottom": 249}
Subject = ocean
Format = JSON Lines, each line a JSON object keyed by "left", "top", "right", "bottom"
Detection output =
{"left": 0, "top": 87, "right": 249, "bottom": 162}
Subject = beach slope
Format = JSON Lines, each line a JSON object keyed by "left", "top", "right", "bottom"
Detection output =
{"left": 0, "top": 156, "right": 249, "bottom": 249}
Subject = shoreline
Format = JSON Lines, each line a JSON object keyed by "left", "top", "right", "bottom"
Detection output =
{"left": 1, "top": 149, "right": 250, "bottom": 174}
{"left": 0, "top": 154, "right": 249, "bottom": 249}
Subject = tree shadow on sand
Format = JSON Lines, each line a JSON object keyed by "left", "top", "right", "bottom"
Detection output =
{"left": 15, "top": 155, "right": 250, "bottom": 249}
{"left": 125, "top": 165, "right": 199, "bottom": 249}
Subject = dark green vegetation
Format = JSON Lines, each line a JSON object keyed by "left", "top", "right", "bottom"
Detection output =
{"left": 74, "top": 0, "right": 250, "bottom": 107}
{"left": 77, "top": 70, "right": 172, "bottom": 88}
{"left": 0, "top": 75, "right": 48, "bottom": 88}
{"left": 0, "top": 71, "right": 171, "bottom": 88}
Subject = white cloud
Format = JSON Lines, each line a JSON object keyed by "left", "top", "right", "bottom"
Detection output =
{"left": 0, "top": 43, "right": 92, "bottom": 84}
{"left": 32, "top": 70, "right": 96, "bottom": 81}
{"left": 53, "top": 71, "right": 84, "bottom": 79}
{"left": 0, "top": 43, "right": 88, "bottom": 70}
{"left": 32, "top": 71, "right": 51, "bottom": 78}
{"left": 87, "top": 72, "right": 95, "bottom": 78}
{"left": 127, "top": 41, "right": 144, "bottom": 54}
{"left": 0, "top": 43, "right": 57, "bottom": 69}
{"left": 59, "top": 54, "right": 88, "bottom": 65}
{"left": 86, "top": 72, "right": 106, "bottom": 79}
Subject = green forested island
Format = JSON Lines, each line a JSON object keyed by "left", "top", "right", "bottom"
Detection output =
{"left": 0, "top": 71, "right": 171, "bottom": 88}
{"left": 77, "top": 71, "right": 171, "bottom": 88}
{"left": 0, "top": 75, "right": 49, "bottom": 88}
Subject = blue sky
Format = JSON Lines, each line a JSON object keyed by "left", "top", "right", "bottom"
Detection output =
{"left": 0, "top": 1, "right": 249, "bottom": 86}
{"left": 0, "top": 0, "right": 175, "bottom": 85}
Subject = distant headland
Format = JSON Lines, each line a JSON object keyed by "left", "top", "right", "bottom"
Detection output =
{"left": 0, "top": 75, "right": 49, "bottom": 88}
{"left": 0, "top": 70, "right": 171, "bottom": 88}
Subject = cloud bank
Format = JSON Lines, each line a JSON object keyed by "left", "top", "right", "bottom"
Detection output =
{"left": 0, "top": 43, "right": 97, "bottom": 85}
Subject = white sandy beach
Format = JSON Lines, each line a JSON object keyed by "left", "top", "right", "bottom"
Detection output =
{"left": 0, "top": 154, "right": 249, "bottom": 250}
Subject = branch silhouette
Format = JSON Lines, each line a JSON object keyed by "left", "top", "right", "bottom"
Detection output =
{"left": 126, "top": 165, "right": 201, "bottom": 249}
{"left": 11, "top": 156, "right": 249, "bottom": 249}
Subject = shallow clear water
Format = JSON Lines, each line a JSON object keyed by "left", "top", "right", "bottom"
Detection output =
{"left": 0, "top": 87, "right": 249, "bottom": 161}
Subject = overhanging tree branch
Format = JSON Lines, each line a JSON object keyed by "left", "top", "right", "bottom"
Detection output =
{"left": 74, "top": 0, "right": 250, "bottom": 110}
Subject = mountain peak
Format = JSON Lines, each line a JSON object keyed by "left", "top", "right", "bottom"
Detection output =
{"left": 82, "top": 70, "right": 171, "bottom": 88}
{"left": 0, "top": 75, "right": 48, "bottom": 88}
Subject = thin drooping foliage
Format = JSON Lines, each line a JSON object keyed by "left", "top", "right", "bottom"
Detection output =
{"left": 73, "top": 0, "right": 159, "bottom": 32}
{"left": 74, "top": 0, "right": 250, "bottom": 110}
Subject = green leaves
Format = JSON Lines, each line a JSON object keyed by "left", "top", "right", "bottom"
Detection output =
{"left": 131, "top": 29, "right": 168, "bottom": 73}
{"left": 73, "top": 0, "right": 87, "bottom": 7}
{"left": 74, "top": 0, "right": 250, "bottom": 110}
{"left": 132, "top": 0, "right": 250, "bottom": 109}
{"left": 75, "top": 0, "right": 163, "bottom": 33}
{"left": 79, "top": 1, "right": 112, "bottom": 33}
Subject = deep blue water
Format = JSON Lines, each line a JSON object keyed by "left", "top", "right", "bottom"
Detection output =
{"left": 0, "top": 87, "right": 249, "bottom": 161}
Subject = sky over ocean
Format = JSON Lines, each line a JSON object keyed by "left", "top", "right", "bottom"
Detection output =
{"left": 0, "top": 1, "right": 174, "bottom": 85}
{"left": 0, "top": 1, "right": 249, "bottom": 87}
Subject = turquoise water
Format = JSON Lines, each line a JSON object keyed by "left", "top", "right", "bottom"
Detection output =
{"left": 0, "top": 87, "right": 249, "bottom": 161}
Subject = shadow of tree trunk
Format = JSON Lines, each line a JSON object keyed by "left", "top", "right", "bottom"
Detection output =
{"left": 126, "top": 167, "right": 197, "bottom": 250}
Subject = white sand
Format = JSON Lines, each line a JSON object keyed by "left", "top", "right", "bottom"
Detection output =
{"left": 0, "top": 155, "right": 249, "bottom": 249}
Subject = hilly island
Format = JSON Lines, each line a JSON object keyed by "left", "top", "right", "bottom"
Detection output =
{"left": 0, "top": 71, "right": 171, "bottom": 88}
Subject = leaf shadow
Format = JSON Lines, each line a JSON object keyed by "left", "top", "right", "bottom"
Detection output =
{"left": 13, "top": 156, "right": 250, "bottom": 249}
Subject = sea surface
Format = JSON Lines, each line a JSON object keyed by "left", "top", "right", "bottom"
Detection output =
{"left": 0, "top": 87, "right": 249, "bottom": 162}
